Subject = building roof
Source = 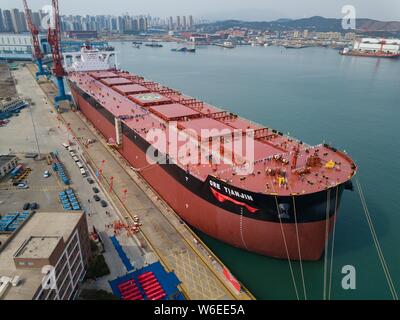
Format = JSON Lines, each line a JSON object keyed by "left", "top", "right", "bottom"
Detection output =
{"left": 0, "top": 211, "right": 84, "bottom": 300}
{"left": 14, "top": 236, "right": 61, "bottom": 259}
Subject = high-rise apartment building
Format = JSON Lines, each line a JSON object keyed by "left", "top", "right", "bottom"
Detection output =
{"left": 10, "top": 8, "right": 24, "bottom": 33}
{"left": 0, "top": 9, "right": 5, "bottom": 32}
{"left": 2, "top": 10, "right": 13, "bottom": 33}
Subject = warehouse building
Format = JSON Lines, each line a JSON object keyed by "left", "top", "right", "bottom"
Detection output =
{"left": 0, "top": 33, "right": 48, "bottom": 61}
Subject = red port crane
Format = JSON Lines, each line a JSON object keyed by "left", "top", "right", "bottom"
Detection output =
{"left": 379, "top": 39, "right": 387, "bottom": 53}
{"left": 22, "top": 0, "right": 49, "bottom": 79}
{"left": 47, "top": 0, "right": 71, "bottom": 108}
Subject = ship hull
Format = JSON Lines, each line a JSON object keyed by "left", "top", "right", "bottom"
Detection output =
{"left": 340, "top": 51, "right": 400, "bottom": 58}
{"left": 69, "top": 81, "right": 345, "bottom": 261}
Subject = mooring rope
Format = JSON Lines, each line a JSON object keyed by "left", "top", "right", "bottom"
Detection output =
{"left": 274, "top": 196, "right": 300, "bottom": 300}
{"left": 328, "top": 186, "right": 339, "bottom": 300}
{"left": 355, "top": 179, "right": 398, "bottom": 300}
{"left": 292, "top": 196, "right": 307, "bottom": 300}
{"left": 323, "top": 188, "right": 331, "bottom": 300}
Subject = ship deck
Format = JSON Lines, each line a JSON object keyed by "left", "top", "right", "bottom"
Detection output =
{"left": 68, "top": 70, "right": 357, "bottom": 196}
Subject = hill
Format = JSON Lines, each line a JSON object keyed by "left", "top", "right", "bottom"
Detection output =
{"left": 198, "top": 16, "right": 400, "bottom": 33}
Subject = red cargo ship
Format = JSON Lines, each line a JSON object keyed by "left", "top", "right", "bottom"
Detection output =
{"left": 340, "top": 49, "right": 400, "bottom": 58}
{"left": 66, "top": 47, "right": 357, "bottom": 260}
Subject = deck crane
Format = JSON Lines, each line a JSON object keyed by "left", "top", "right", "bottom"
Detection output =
{"left": 47, "top": 0, "right": 71, "bottom": 109}
{"left": 23, "top": 0, "right": 50, "bottom": 80}
{"left": 379, "top": 39, "right": 387, "bottom": 53}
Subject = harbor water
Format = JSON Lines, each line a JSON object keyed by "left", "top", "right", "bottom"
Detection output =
{"left": 112, "top": 41, "right": 400, "bottom": 300}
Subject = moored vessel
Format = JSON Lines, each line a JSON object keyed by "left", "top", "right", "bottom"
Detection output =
{"left": 64, "top": 46, "right": 357, "bottom": 261}
{"left": 341, "top": 38, "right": 400, "bottom": 58}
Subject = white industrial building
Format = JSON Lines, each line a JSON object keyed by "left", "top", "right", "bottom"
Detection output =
{"left": 353, "top": 38, "right": 400, "bottom": 54}
{"left": 0, "top": 33, "right": 47, "bottom": 60}
{"left": 0, "top": 33, "right": 32, "bottom": 52}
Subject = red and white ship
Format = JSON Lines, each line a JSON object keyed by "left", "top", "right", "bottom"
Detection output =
{"left": 341, "top": 38, "right": 400, "bottom": 58}
{"left": 65, "top": 47, "right": 357, "bottom": 260}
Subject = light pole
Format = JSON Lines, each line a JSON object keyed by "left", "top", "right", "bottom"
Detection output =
{"left": 28, "top": 101, "right": 42, "bottom": 160}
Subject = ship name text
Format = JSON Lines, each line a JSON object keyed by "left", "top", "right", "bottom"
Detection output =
{"left": 209, "top": 180, "right": 254, "bottom": 201}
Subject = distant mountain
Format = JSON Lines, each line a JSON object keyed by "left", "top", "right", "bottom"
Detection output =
{"left": 274, "top": 18, "right": 293, "bottom": 23}
{"left": 198, "top": 16, "right": 400, "bottom": 33}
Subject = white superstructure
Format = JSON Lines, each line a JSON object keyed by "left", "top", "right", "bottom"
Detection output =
{"left": 352, "top": 38, "right": 400, "bottom": 54}
{"left": 63, "top": 46, "right": 117, "bottom": 72}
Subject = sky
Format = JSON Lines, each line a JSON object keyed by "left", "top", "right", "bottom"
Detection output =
{"left": 1, "top": 0, "right": 399, "bottom": 21}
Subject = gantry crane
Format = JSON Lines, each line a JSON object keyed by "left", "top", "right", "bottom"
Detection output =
{"left": 23, "top": 0, "right": 50, "bottom": 80}
{"left": 47, "top": 0, "right": 71, "bottom": 108}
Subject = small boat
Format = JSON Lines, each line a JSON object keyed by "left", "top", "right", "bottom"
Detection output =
{"left": 171, "top": 47, "right": 196, "bottom": 53}
{"left": 145, "top": 42, "right": 163, "bottom": 48}
{"left": 283, "top": 43, "right": 309, "bottom": 49}
{"left": 132, "top": 41, "right": 143, "bottom": 45}
{"left": 214, "top": 41, "right": 236, "bottom": 49}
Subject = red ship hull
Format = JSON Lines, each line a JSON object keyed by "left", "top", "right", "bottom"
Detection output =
{"left": 341, "top": 51, "right": 400, "bottom": 58}
{"left": 71, "top": 85, "right": 337, "bottom": 260}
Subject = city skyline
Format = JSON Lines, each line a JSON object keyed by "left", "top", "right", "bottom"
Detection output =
{"left": 0, "top": 7, "right": 197, "bottom": 34}
{"left": 0, "top": 0, "right": 399, "bottom": 21}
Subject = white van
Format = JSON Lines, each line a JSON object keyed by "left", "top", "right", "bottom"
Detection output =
{"left": 70, "top": 152, "right": 76, "bottom": 158}
{"left": 80, "top": 168, "right": 87, "bottom": 177}
{"left": 62, "top": 143, "right": 69, "bottom": 149}
{"left": 72, "top": 156, "right": 79, "bottom": 163}
{"left": 77, "top": 162, "right": 84, "bottom": 169}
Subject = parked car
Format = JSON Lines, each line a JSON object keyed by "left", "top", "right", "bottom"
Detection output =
{"left": 92, "top": 187, "right": 99, "bottom": 194}
{"left": 17, "top": 183, "right": 28, "bottom": 189}
{"left": 30, "top": 203, "right": 39, "bottom": 210}
{"left": 43, "top": 170, "right": 50, "bottom": 178}
{"left": 87, "top": 178, "right": 94, "bottom": 184}
{"left": 93, "top": 195, "right": 101, "bottom": 202}
{"left": 23, "top": 203, "right": 30, "bottom": 210}
{"left": 100, "top": 200, "right": 108, "bottom": 208}
{"left": 80, "top": 168, "right": 87, "bottom": 177}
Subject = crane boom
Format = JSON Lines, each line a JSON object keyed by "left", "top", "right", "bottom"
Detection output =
{"left": 48, "top": 0, "right": 67, "bottom": 77}
{"left": 47, "top": 0, "right": 71, "bottom": 108}
{"left": 22, "top": 0, "right": 49, "bottom": 80}
{"left": 23, "top": 0, "right": 43, "bottom": 60}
